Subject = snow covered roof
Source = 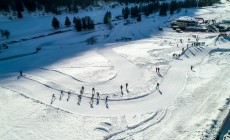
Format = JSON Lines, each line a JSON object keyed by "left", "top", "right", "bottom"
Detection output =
{"left": 177, "top": 16, "right": 197, "bottom": 21}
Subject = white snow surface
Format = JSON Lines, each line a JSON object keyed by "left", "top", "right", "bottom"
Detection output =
{"left": 0, "top": 2, "right": 230, "bottom": 140}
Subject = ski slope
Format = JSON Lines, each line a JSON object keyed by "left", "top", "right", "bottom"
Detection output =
{"left": 0, "top": 1, "right": 230, "bottom": 140}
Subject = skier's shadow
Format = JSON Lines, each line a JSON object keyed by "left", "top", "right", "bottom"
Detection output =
{"left": 77, "top": 95, "right": 81, "bottom": 105}
{"left": 96, "top": 98, "right": 100, "bottom": 105}
{"left": 17, "top": 75, "right": 23, "bottom": 80}
{"left": 158, "top": 90, "right": 163, "bottom": 95}
{"left": 50, "top": 97, "right": 56, "bottom": 104}
{"left": 106, "top": 103, "right": 109, "bottom": 109}
{"left": 157, "top": 72, "right": 163, "bottom": 77}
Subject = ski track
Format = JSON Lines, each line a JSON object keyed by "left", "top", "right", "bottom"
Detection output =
{"left": 0, "top": 35, "right": 215, "bottom": 116}
{"left": 104, "top": 109, "right": 167, "bottom": 140}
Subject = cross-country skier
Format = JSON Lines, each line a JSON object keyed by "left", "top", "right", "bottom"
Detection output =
{"left": 156, "top": 83, "right": 160, "bottom": 90}
{"left": 126, "top": 83, "right": 128, "bottom": 90}
{"left": 105, "top": 95, "right": 109, "bottom": 103}
{"left": 81, "top": 86, "right": 84, "bottom": 94}
{"left": 92, "top": 87, "right": 95, "bottom": 94}
{"left": 67, "top": 91, "right": 70, "bottom": 101}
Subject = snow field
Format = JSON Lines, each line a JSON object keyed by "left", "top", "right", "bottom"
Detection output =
{"left": 0, "top": 1, "right": 230, "bottom": 140}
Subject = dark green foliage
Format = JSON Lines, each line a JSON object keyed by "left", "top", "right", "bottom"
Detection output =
{"left": 0, "top": 0, "right": 221, "bottom": 14}
{"left": 0, "top": 29, "right": 10, "bottom": 39}
{"left": 52, "top": 17, "right": 60, "bottom": 29}
{"left": 23, "top": 0, "right": 37, "bottom": 12}
{"left": 74, "top": 18, "right": 82, "bottom": 31}
{"left": 124, "top": 7, "right": 129, "bottom": 19}
{"left": 17, "top": 10, "right": 23, "bottom": 18}
{"left": 88, "top": 18, "right": 95, "bottom": 30}
{"left": 131, "top": 6, "right": 139, "bottom": 18}
{"left": 137, "top": 14, "right": 141, "bottom": 22}
{"left": 73, "top": 17, "right": 77, "bottom": 24}
{"left": 170, "top": 1, "right": 177, "bottom": 15}
{"left": 65, "top": 16, "right": 71, "bottom": 27}
{"left": 159, "top": 3, "right": 168, "bottom": 16}
{"left": 82, "top": 18, "right": 88, "bottom": 29}
{"left": 104, "top": 11, "right": 112, "bottom": 24}
{"left": 74, "top": 16, "right": 94, "bottom": 31}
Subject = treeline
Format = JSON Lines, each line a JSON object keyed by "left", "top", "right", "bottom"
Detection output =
{"left": 0, "top": 0, "right": 96, "bottom": 13}
{"left": 52, "top": 16, "right": 95, "bottom": 31}
{"left": 0, "top": 0, "right": 219, "bottom": 13}
{"left": 120, "top": 0, "right": 219, "bottom": 18}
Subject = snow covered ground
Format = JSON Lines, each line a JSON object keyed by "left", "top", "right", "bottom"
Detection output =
{"left": 0, "top": 1, "right": 230, "bottom": 140}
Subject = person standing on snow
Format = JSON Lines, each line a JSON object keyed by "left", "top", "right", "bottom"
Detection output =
{"left": 126, "top": 83, "right": 128, "bottom": 90}
{"left": 156, "top": 83, "right": 160, "bottom": 90}
{"left": 105, "top": 95, "right": 109, "bottom": 104}
{"left": 92, "top": 87, "right": 95, "bottom": 94}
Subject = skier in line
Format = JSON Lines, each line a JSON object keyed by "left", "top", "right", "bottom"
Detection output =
{"left": 91, "top": 93, "right": 94, "bottom": 100}
{"left": 105, "top": 95, "right": 109, "bottom": 108}
{"left": 90, "top": 96, "right": 94, "bottom": 107}
{"left": 51, "top": 94, "right": 56, "bottom": 104}
{"left": 52, "top": 94, "right": 55, "bottom": 99}
{"left": 60, "top": 90, "right": 64, "bottom": 100}
{"left": 67, "top": 91, "right": 71, "bottom": 101}
{"left": 105, "top": 95, "right": 109, "bottom": 104}
{"left": 96, "top": 92, "right": 100, "bottom": 99}
{"left": 81, "top": 86, "right": 84, "bottom": 94}
{"left": 191, "top": 65, "right": 193, "bottom": 70}
{"left": 120, "top": 85, "right": 123, "bottom": 95}
{"left": 156, "top": 67, "right": 160, "bottom": 73}
{"left": 156, "top": 83, "right": 160, "bottom": 90}
{"left": 126, "top": 83, "right": 128, "bottom": 90}
{"left": 77, "top": 94, "right": 82, "bottom": 105}
{"left": 92, "top": 87, "right": 95, "bottom": 94}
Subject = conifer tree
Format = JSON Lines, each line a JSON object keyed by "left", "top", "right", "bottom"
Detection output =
{"left": 17, "top": 10, "right": 23, "bottom": 18}
{"left": 52, "top": 17, "right": 60, "bottom": 29}
{"left": 65, "top": 16, "right": 71, "bottom": 27}
{"left": 74, "top": 18, "right": 82, "bottom": 31}
{"left": 137, "top": 14, "right": 141, "bottom": 22}
{"left": 124, "top": 7, "right": 129, "bottom": 19}
{"left": 73, "top": 17, "right": 77, "bottom": 24}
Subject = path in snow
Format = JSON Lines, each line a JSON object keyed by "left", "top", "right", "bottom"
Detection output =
{"left": 1, "top": 42, "right": 211, "bottom": 116}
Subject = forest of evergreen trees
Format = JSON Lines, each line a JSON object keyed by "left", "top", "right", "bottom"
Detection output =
{"left": 0, "top": 0, "right": 220, "bottom": 14}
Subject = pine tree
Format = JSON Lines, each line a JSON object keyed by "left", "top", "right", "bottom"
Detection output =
{"left": 88, "top": 19, "right": 95, "bottom": 30}
{"left": 122, "top": 8, "right": 125, "bottom": 17}
{"left": 137, "top": 14, "right": 141, "bottom": 22}
{"left": 104, "top": 11, "right": 111, "bottom": 24}
{"left": 0, "top": 30, "right": 10, "bottom": 39}
{"left": 73, "top": 17, "right": 77, "bottom": 24}
{"left": 170, "top": 1, "right": 177, "bottom": 15}
{"left": 74, "top": 18, "right": 82, "bottom": 31}
{"left": 65, "top": 16, "right": 71, "bottom": 27}
{"left": 82, "top": 18, "right": 87, "bottom": 29}
{"left": 124, "top": 7, "right": 129, "bottom": 19}
{"left": 17, "top": 10, "right": 23, "bottom": 18}
{"left": 52, "top": 17, "right": 60, "bottom": 29}
{"left": 159, "top": 3, "right": 168, "bottom": 16}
